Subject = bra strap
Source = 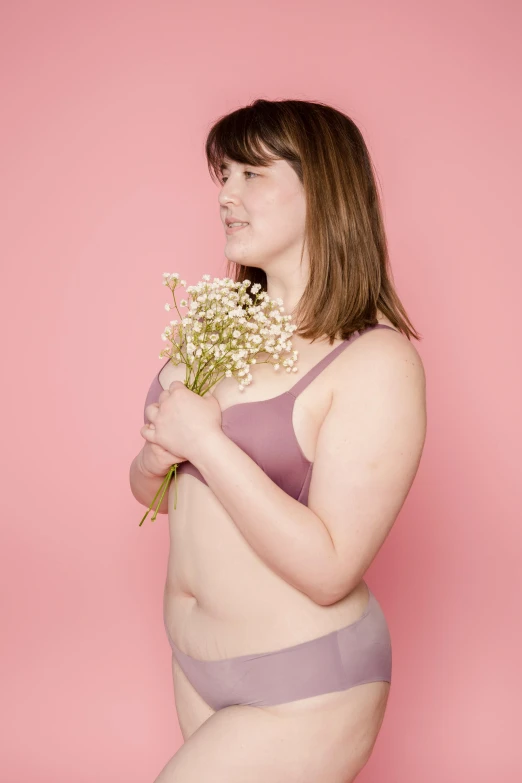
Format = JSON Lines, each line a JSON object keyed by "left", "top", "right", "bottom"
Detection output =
{"left": 287, "top": 324, "right": 397, "bottom": 399}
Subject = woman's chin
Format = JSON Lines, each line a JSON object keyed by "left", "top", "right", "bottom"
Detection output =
{"left": 223, "top": 244, "right": 268, "bottom": 271}
{"left": 224, "top": 248, "right": 252, "bottom": 264}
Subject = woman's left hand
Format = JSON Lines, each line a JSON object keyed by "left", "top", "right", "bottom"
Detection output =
{"left": 141, "top": 381, "right": 223, "bottom": 463}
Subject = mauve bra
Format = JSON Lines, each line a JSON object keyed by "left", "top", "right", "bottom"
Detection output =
{"left": 143, "top": 323, "right": 397, "bottom": 506}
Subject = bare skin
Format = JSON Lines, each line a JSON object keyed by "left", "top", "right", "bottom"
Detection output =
{"left": 150, "top": 312, "right": 399, "bottom": 783}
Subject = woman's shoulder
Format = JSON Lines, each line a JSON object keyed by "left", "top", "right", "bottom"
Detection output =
{"left": 336, "top": 317, "right": 425, "bottom": 390}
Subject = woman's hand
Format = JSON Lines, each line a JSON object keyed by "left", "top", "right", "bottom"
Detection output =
{"left": 141, "top": 388, "right": 190, "bottom": 475}
{"left": 138, "top": 439, "right": 186, "bottom": 478}
{"left": 141, "top": 381, "right": 222, "bottom": 464}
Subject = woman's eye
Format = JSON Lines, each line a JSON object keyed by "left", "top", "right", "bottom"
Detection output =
{"left": 220, "top": 171, "right": 257, "bottom": 185}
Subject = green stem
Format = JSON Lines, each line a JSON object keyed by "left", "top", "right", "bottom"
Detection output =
{"left": 138, "top": 463, "right": 179, "bottom": 526}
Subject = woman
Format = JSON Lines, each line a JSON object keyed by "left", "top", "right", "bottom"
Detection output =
{"left": 130, "top": 98, "right": 427, "bottom": 782}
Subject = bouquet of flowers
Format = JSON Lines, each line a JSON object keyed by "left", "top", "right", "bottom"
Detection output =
{"left": 139, "top": 272, "right": 299, "bottom": 525}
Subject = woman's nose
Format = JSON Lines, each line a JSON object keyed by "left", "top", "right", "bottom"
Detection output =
{"left": 218, "top": 187, "right": 239, "bottom": 206}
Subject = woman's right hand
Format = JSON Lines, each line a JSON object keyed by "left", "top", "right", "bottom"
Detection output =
{"left": 139, "top": 424, "right": 187, "bottom": 478}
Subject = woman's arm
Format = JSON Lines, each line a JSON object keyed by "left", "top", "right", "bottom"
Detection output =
{"left": 191, "top": 429, "right": 337, "bottom": 604}
{"left": 189, "top": 333, "right": 426, "bottom": 606}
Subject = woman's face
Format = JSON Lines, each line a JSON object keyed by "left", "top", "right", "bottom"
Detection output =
{"left": 218, "top": 155, "right": 307, "bottom": 271}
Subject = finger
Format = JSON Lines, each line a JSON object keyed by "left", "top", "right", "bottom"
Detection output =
{"left": 140, "top": 423, "right": 155, "bottom": 441}
{"left": 158, "top": 389, "right": 171, "bottom": 404}
{"left": 144, "top": 402, "right": 159, "bottom": 423}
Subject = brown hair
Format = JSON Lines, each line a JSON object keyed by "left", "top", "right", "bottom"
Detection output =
{"left": 205, "top": 98, "right": 421, "bottom": 345}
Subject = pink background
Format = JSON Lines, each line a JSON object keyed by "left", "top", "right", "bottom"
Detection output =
{"left": 2, "top": 1, "right": 520, "bottom": 781}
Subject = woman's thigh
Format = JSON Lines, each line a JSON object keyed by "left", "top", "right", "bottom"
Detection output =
{"left": 158, "top": 673, "right": 390, "bottom": 782}
{"left": 171, "top": 653, "right": 216, "bottom": 740}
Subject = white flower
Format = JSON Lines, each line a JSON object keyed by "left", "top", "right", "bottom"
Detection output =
{"left": 156, "top": 273, "right": 298, "bottom": 400}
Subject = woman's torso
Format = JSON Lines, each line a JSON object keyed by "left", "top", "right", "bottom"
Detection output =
{"left": 155, "top": 315, "right": 398, "bottom": 660}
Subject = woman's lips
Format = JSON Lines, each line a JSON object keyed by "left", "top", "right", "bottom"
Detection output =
{"left": 226, "top": 223, "right": 249, "bottom": 234}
